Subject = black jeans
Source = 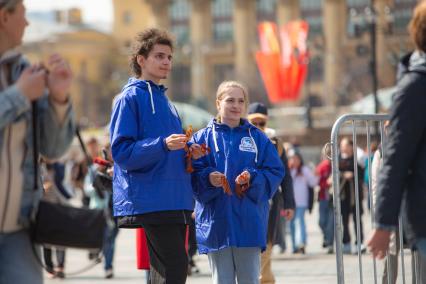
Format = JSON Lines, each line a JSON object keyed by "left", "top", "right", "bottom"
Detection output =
{"left": 143, "top": 224, "right": 188, "bottom": 284}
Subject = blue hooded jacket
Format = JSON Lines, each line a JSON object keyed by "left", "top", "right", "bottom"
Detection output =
{"left": 190, "top": 119, "right": 284, "bottom": 254}
{"left": 110, "top": 78, "right": 193, "bottom": 216}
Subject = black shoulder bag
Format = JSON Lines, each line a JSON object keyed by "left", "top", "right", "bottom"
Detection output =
{"left": 30, "top": 101, "right": 106, "bottom": 250}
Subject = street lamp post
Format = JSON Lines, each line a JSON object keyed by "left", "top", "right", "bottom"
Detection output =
{"left": 365, "top": 4, "right": 380, "bottom": 115}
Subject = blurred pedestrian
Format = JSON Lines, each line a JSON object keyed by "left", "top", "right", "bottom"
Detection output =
{"left": 247, "top": 102, "right": 295, "bottom": 284}
{"left": 288, "top": 150, "right": 317, "bottom": 254}
{"left": 0, "top": 1, "right": 75, "bottom": 283}
{"left": 368, "top": 2, "right": 426, "bottom": 282}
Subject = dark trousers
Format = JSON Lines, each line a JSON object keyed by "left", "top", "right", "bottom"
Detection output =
{"left": 341, "top": 200, "right": 364, "bottom": 245}
{"left": 43, "top": 247, "right": 65, "bottom": 271}
{"left": 143, "top": 224, "right": 188, "bottom": 284}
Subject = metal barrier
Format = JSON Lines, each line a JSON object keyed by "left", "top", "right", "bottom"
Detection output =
{"left": 329, "top": 114, "right": 419, "bottom": 284}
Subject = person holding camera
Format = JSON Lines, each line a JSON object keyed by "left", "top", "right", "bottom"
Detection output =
{"left": 0, "top": 1, "right": 75, "bottom": 283}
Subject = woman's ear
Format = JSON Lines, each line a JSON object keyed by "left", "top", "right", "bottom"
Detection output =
{"left": 216, "top": 99, "right": 221, "bottom": 112}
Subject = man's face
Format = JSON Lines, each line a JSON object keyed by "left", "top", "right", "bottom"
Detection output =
{"left": 0, "top": 1, "right": 28, "bottom": 49}
{"left": 340, "top": 140, "right": 353, "bottom": 157}
{"left": 249, "top": 117, "right": 267, "bottom": 131}
{"left": 138, "top": 44, "right": 172, "bottom": 83}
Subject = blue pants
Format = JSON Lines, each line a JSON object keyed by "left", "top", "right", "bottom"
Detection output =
{"left": 318, "top": 200, "right": 334, "bottom": 246}
{"left": 103, "top": 224, "right": 119, "bottom": 270}
{"left": 0, "top": 230, "right": 43, "bottom": 284}
{"left": 290, "top": 207, "right": 307, "bottom": 251}
{"left": 208, "top": 247, "right": 260, "bottom": 284}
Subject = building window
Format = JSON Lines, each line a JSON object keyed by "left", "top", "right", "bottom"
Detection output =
{"left": 393, "top": 0, "right": 416, "bottom": 33}
{"left": 170, "top": 0, "right": 190, "bottom": 45}
{"left": 212, "top": 64, "right": 234, "bottom": 92}
{"left": 300, "top": 0, "right": 322, "bottom": 36}
{"left": 212, "top": 0, "right": 233, "bottom": 42}
{"left": 122, "top": 11, "right": 132, "bottom": 25}
{"left": 171, "top": 65, "right": 191, "bottom": 102}
{"left": 346, "top": 0, "right": 369, "bottom": 8}
{"left": 257, "top": 0, "right": 275, "bottom": 22}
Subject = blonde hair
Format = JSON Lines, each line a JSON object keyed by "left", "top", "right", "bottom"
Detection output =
{"left": 216, "top": 81, "right": 249, "bottom": 108}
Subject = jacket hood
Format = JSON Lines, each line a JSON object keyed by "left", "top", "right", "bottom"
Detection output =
{"left": 207, "top": 118, "right": 256, "bottom": 131}
{"left": 122, "top": 78, "right": 167, "bottom": 115}
{"left": 397, "top": 51, "right": 426, "bottom": 80}
{"left": 208, "top": 118, "right": 259, "bottom": 163}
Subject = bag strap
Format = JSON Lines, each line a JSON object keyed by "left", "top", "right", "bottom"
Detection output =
{"left": 32, "top": 101, "right": 40, "bottom": 192}
{"left": 75, "top": 126, "right": 92, "bottom": 166}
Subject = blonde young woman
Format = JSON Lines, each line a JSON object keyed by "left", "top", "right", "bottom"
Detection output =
{"left": 190, "top": 81, "right": 284, "bottom": 284}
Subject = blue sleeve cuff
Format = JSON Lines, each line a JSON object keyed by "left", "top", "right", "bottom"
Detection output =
{"left": 162, "top": 137, "right": 170, "bottom": 152}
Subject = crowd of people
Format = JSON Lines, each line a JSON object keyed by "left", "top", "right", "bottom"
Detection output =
{"left": 1, "top": 0, "right": 426, "bottom": 284}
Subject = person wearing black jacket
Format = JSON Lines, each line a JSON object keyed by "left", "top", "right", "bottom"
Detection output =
{"left": 368, "top": 2, "right": 426, "bottom": 276}
{"left": 339, "top": 138, "right": 364, "bottom": 254}
{"left": 247, "top": 102, "right": 295, "bottom": 284}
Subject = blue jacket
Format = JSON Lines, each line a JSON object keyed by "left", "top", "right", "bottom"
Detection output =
{"left": 110, "top": 78, "right": 193, "bottom": 216}
{"left": 191, "top": 119, "right": 284, "bottom": 254}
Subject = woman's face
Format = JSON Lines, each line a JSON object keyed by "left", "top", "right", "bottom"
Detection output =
{"left": 0, "top": 1, "right": 28, "bottom": 49}
{"left": 289, "top": 155, "right": 301, "bottom": 169}
{"left": 216, "top": 87, "right": 246, "bottom": 126}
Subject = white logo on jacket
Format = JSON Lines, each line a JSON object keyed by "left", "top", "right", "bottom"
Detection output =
{"left": 239, "top": 137, "right": 256, "bottom": 153}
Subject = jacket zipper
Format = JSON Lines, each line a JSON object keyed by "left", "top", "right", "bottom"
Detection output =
{"left": 1, "top": 126, "right": 12, "bottom": 232}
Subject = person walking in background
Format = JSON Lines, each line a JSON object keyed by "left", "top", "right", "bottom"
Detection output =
{"left": 368, "top": 2, "right": 426, "bottom": 282}
{"left": 110, "top": 28, "right": 206, "bottom": 284}
{"left": 339, "top": 138, "right": 365, "bottom": 254}
{"left": 41, "top": 159, "right": 72, "bottom": 279}
{"left": 247, "top": 102, "right": 295, "bottom": 284}
{"left": 315, "top": 150, "right": 334, "bottom": 254}
{"left": 288, "top": 150, "right": 317, "bottom": 254}
{"left": 191, "top": 81, "right": 284, "bottom": 284}
{"left": 85, "top": 142, "right": 118, "bottom": 279}
{"left": 0, "top": 1, "right": 75, "bottom": 283}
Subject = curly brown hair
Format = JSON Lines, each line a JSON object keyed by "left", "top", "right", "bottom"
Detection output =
{"left": 130, "top": 28, "right": 174, "bottom": 77}
{"left": 409, "top": 1, "right": 426, "bottom": 53}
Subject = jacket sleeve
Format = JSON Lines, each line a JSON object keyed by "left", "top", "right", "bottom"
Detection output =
{"left": 245, "top": 134, "right": 285, "bottom": 204}
{"left": 110, "top": 93, "right": 168, "bottom": 172}
{"left": 38, "top": 97, "right": 76, "bottom": 159}
{"left": 375, "top": 74, "right": 426, "bottom": 229}
{"left": 190, "top": 132, "right": 221, "bottom": 203}
{"left": 0, "top": 85, "right": 31, "bottom": 130}
{"left": 280, "top": 150, "right": 295, "bottom": 210}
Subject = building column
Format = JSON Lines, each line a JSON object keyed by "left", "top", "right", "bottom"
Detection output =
{"left": 323, "top": 0, "right": 345, "bottom": 106}
{"left": 145, "top": 0, "right": 171, "bottom": 29}
{"left": 233, "top": 0, "right": 257, "bottom": 92}
{"left": 189, "top": 0, "right": 212, "bottom": 103}
{"left": 277, "top": 0, "right": 300, "bottom": 27}
{"left": 375, "top": 0, "right": 395, "bottom": 87}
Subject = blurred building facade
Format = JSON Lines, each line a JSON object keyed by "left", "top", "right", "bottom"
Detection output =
{"left": 22, "top": 0, "right": 419, "bottom": 126}
{"left": 112, "top": 0, "right": 419, "bottom": 110}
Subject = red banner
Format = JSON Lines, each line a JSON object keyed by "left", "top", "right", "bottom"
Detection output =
{"left": 256, "top": 21, "right": 309, "bottom": 103}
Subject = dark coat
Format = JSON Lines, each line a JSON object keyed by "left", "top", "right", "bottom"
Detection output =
{"left": 267, "top": 136, "right": 295, "bottom": 243}
{"left": 375, "top": 51, "right": 426, "bottom": 243}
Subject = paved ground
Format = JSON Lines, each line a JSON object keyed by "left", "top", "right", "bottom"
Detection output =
{"left": 45, "top": 208, "right": 415, "bottom": 284}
